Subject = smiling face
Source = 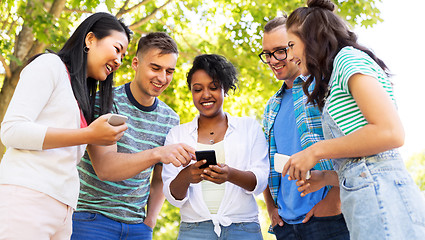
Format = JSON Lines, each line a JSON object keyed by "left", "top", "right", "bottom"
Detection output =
{"left": 86, "top": 30, "right": 129, "bottom": 81}
{"left": 262, "top": 26, "right": 300, "bottom": 86}
{"left": 190, "top": 70, "right": 225, "bottom": 119}
{"left": 286, "top": 30, "right": 309, "bottom": 76}
{"left": 130, "top": 48, "right": 178, "bottom": 106}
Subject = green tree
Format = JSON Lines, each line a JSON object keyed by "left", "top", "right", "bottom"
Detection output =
{"left": 406, "top": 150, "right": 425, "bottom": 191}
{"left": 0, "top": 0, "right": 383, "bottom": 154}
{"left": 0, "top": 0, "right": 384, "bottom": 239}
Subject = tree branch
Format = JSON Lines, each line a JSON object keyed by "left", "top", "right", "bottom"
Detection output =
{"left": 116, "top": 0, "right": 155, "bottom": 18}
{"left": 116, "top": 0, "right": 131, "bottom": 18}
{"left": 132, "top": 29, "right": 147, "bottom": 35}
{"left": 157, "top": 19, "right": 202, "bottom": 55}
{"left": 19, "top": 0, "right": 68, "bottom": 67}
{"left": 0, "top": 11, "right": 11, "bottom": 32}
{"left": 64, "top": 8, "right": 94, "bottom": 14}
{"left": 0, "top": 54, "right": 12, "bottom": 79}
{"left": 129, "top": 0, "right": 173, "bottom": 30}
{"left": 12, "top": 24, "right": 34, "bottom": 71}
{"left": 49, "top": 0, "right": 67, "bottom": 17}
{"left": 6, "top": 21, "right": 16, "bottom": 36}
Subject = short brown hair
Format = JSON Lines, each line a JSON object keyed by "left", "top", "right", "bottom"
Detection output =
{"left": 136, "top": 32, "right": 178, "bottom": 57}
{"left": 264, "top": 16, "right": 287, "bottom": 33}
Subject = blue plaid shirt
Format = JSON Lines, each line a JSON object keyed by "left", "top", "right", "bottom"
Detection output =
{"left": 263, "top": 76, "right": 334, "bottom": 205}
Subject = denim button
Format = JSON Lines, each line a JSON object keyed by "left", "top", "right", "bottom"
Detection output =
{"left": 360, "top": 172, "right": 367, "bottom": 178}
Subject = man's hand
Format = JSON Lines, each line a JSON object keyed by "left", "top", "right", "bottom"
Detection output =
{"left": 268, "top": 205, "right": 284, "bottom": 227}
{"left": 296, "top": 170, "right": 326, "bottom": 197}
{"left": 302, "top": 187, "right": 341, "bottom": 223}
{"left": 155, "top": 143, "right": 196, "bottom": 167}
{"left": 143, "top": 216, "right": 156, "bottom": 229}
{"left": 296, "top": 170, "right": 339, "bottom": 197}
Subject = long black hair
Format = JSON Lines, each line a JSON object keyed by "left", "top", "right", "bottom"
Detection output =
{"left": 57, "top": 12, "right": 132, "bottom": 122}
{"left": 286, "top": 0, "right": 389, "bottom": 110}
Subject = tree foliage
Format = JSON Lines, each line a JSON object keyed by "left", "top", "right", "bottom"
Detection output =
{"left": 406, "top": 150, "right": 425, "bottom": 191}
{"left": 0, "top": 0, "right": 383, "bottom": 153}
{"left": 0, "top": 0, "right": 385, "bottom": 238}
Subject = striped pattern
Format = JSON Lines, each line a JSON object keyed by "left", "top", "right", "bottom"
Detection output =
{"left": 76, "top": 83, "right": 179, "bottom": 224}
{"left": 263, "top": 76, "right": 334, "bottom": 205}
{"left": 328, "top": 46, "right": 395, "bottom": 135}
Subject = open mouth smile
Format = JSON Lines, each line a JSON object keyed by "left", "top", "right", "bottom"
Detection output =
{"left": 201, "top": 102, "right": 214, "bottom": 106}
{"left": 152, "top": 82, "right": 163, "bottom": 88}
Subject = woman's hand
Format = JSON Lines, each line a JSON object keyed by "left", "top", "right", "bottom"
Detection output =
{"left": 201, "top": 163, "right": 230, "bottom": 184}
{"left": 180, "top": 160, "right": 206, "bottom": 184}
{"left": 283, "top": 146, "right": 319, "bottom": 181}
{"left": 169, "top": 160, "right": 206, "bottom": 200}
{"left": 86, "top": 114, "right": 128, "bottom": 145}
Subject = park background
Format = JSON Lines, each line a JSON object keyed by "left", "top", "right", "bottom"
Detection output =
{"left": 1, "top": 0, "right": 424, "bottom": 239}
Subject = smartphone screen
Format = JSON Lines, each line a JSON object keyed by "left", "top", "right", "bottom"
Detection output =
{"left": 195, "top": 150, "right": 217, "bottom": 169}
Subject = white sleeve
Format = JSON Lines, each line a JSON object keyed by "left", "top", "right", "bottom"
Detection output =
{"left": 1, "top": 54, "right": 62, "bottom": 150}
{"left": 244, "top": 120, "right": 270, "bottom": 196}
{"left": 161, "top": 127, "right": 190, "bottom": 207}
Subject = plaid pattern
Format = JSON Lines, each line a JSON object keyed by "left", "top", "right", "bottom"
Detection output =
{"left": 263, "top": 76, "right": 334, "bottom": 205}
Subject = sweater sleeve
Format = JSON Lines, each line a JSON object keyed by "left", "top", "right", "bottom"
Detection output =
{"left": 1, "top": 54, "right": 63, "bottom": 150}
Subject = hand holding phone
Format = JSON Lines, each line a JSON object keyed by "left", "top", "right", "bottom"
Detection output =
{"left": 274, "top": 153, "right": 311, "bottom": 180}
{"left": 107, "top": 114, "right": 128, "bottom": 126}
{"left": 195, "top": 150, "right": 217, "bottom": 169}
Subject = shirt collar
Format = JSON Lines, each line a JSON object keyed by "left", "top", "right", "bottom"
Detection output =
{"left": 294, "top": 75, "right": 309, "bottom": 85}
{"left": 278, "top": 75, "right": 307, "bottom": 95}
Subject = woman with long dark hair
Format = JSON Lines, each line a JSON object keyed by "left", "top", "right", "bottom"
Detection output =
{"left": 282, "top": 0, "right": 425, "bottom": 239}
{"left": 0, "top": 12, "right": 131, "bottom": 239}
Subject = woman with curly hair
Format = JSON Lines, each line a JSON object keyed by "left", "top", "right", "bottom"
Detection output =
{"left": 162, "top": 54, "right": 269, "bottom": 239}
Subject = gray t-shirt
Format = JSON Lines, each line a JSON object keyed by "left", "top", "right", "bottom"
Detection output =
{"left": 76, "top": 83, "right": 179, "bottom": 223}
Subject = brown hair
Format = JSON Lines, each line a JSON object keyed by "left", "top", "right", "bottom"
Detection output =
{"left": 264, "top": 16, "right": 287, "bottom": 33}
{"left": 286, "top": 0, "right": 389, "bottom": 110}
{"left": 136, "top": 32, "right": 178, "bottom": 58}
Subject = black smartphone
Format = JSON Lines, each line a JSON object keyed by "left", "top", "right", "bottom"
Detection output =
{"left": 195, "top": 150, "right": 217, "bottom": 169}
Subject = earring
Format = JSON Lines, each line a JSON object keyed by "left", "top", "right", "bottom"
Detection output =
{"left": 83, "top": 46, "right": 89, "bottom": 53}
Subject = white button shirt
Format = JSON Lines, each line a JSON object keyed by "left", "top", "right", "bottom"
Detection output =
{"left": 162, "top": 113, "right": 269, "bottom": 236}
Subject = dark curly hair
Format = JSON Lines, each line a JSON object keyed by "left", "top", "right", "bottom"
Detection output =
{"left": 286, "top": 0, "right": 390, "bottom": 110}
{"left": 187, "top": 54, "right": 238, "bottom": 94}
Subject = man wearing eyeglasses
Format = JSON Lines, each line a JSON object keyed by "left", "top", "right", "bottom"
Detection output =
{"left": 259, "top": 16, "right": 349, "bottom": 240}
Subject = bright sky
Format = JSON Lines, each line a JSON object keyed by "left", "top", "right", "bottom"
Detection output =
{"left": 356, "top": 0, "right": 425, "bottom": 160}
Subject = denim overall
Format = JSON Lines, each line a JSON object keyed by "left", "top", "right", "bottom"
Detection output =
{"left": 321, "top": 100, "right": 425, "bottom": 240}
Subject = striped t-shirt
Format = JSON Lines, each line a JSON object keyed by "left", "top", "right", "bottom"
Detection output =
{"left": 76, "top": 83, "right": 179, "bottom": 224}
{"left": 327, "top": 46, "right": 395, "bottom": 135}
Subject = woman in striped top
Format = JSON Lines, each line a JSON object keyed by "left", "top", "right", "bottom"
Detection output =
{"left": 282, "top": 0, "right": 425, "bottom": 239}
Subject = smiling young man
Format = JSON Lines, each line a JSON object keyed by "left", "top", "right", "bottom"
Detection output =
{"left": 71, "top": 32, "right": 196, "bottom": 240}
{"left": 259, "top": 17, "right": 349, "bottom": 240}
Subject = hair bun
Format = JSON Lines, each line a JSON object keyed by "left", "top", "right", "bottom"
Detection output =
{"left": 307, "top": 0, "right": 335, "bottom": 11}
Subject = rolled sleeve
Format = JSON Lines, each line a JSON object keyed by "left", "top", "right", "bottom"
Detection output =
{"left": 243, "top": 120, "right": 269, "bottom": 196}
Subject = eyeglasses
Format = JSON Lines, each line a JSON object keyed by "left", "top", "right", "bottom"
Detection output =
{"left": 258, "top": 47, "right": 288, "bottom": 64}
